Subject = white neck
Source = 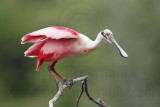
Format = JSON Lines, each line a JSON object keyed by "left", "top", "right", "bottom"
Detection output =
{"left": 89, "top": 32, "right": 103, "bottom": 49}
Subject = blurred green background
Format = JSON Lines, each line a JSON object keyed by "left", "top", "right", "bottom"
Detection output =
{"left": 0, "top": 0, "right": 160, "bottom": 107}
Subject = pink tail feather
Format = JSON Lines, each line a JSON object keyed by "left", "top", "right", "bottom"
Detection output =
{"left": 24, "top": 42, "right": 45, "bottom": 57}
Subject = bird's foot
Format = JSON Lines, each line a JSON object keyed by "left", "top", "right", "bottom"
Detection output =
{"left": 63, "top": 79, "right": 73, "bottom": 88}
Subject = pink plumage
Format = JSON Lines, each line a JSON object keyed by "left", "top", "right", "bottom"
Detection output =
{"left": 21, "top": 26, "right": 78, "bottom": 44}
{"left": 21, "top": 26, "right": 80, "bottom": 71}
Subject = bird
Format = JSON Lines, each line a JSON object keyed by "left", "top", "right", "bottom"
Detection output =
{"left": 21, "top": 26, "right": 128, "bottom": 84}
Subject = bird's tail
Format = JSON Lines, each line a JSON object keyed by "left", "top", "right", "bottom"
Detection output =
{"left": 24, "top": 42, "right": 45, "bottom": 58}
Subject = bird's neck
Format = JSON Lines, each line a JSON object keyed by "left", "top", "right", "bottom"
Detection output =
{"left": 90, "top": 32, "right": 103, "bottom": 49}
{"left": 80, "top": 33, "right": 103, "bottom": 53}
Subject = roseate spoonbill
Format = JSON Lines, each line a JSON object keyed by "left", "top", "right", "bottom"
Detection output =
{"left": 21, "top": 26, "right": 128, "bottom": 84}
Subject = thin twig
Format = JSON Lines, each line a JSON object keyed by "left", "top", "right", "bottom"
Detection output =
{"left": 84, "top": 79, "right": 110, "bottom": 107}
{"left": 75, "top": 81, "right": 85, "bottom": 107}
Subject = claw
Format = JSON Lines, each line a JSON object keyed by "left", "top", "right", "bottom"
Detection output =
{"left": 63, "top": 79, "right": 73, "bottom": 88}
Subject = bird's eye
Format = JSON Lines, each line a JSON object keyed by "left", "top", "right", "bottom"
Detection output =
{"left": 106, "top": 33, "right": 110, "bottom": 38}
{"left": 101, "top": 31, "right": 105, "bottom": 36}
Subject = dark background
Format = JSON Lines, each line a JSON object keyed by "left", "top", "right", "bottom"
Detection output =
{"left": 0, "top": 0, "right": 160, "bottom": 107}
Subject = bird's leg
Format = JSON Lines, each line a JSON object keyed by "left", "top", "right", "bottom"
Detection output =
{"left": 48, "top": 66, "right": 59, "bottom": 85}
{"left": 53, "top": 69, "right": 65, "bottom": 81}
{"left": 50, "top": 61, "right": 66, "bottom": 81}
{"left": 50, "top": 61, "right": 73, "bottom": 88}
{"left": 53, "top": 68, "right": 73, "bottom": 88}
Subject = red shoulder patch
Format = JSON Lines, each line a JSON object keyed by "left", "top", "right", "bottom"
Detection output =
{"left": 36, "top": 51, "right": 54, "bottom": 71}
{"left": 81, "top": 49, "right": 95, "bottom": 53}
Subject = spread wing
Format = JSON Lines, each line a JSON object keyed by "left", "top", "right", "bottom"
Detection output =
{"left": 21, "top": 26, "right": 79, "bottom": 44}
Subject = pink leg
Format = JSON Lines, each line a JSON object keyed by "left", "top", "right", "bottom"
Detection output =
{"left": 53, "top": 69, "right": 65, "bottom": 81}
{"left": 48, "top": 61, "right": 66, "bottom": 81}
{"left": 48, "top": 66, "right": 58, "bottom": 84}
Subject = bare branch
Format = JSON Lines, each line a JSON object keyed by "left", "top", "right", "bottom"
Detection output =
{"left": 75, "top": 81, "right": 85, "bottom": 107}
{"left": 49, "top": 75, "right": 88, "bottom": 107}
{"left": 49, "top": 75, "right": 110, "bottom": 107}
{"left": 73, "top": 75, "right": 88, "bottom": 83}
{"left": 84, "top": 79, "right": 110, "bottom": 107}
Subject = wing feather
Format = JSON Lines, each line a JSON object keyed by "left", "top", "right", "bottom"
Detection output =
{"left": 21, "top": 26, "right": 79, "bottom": 44}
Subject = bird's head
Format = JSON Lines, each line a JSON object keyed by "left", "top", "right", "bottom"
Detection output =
{"left": 101, "top": 29, "right": 128, "bottom": 58}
